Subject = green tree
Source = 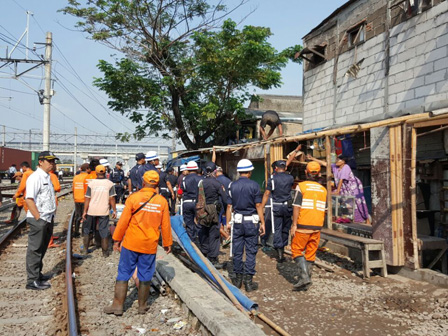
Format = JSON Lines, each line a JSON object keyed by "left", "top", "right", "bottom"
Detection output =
{"left": 62, "top": 0, "right": 301, "bottom": 150}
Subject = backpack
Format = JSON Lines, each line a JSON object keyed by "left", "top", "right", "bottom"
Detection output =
{"left": 195, "top": 180, "right": 207, "bottom": 221}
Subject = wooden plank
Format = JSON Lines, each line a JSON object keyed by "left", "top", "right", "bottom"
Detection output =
{"left": 363, "top": 248, "right": 370, "bottom": 278}
{"left": 325, "top": 136, "right": 332, "bottom": 230}
{"left": 427, "top": 247, "right": 448, "bottom": 269}
{"left": 320, "top": 234, "right": 363, "bottom": 250}
{"left": 396, "top": 126, "right": 405, "bottom": 265}
{"left": 367, "top": 260, "right": 385, "bottom": 268}
{"left": 413, "top": 117, "right": 448, "bottom": 128}
{"left": 411, "top": 126, "right": 419, "bottom": 269}
{"left": 321, "top": 228, "right": 383, "bottom": 244}
{"left": 417, "top": 125, "right": 448, "bottom": 138}
{"left": 390, "top": 126, "right": 399, "bottom": 264}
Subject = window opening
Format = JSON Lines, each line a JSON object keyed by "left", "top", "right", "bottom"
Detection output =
{"left": 299, "top": 44, "right": 327, "bottom": 68}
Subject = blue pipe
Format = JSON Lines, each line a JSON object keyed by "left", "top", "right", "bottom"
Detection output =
{"left": 170, "top": 215, "right": 258, "bottom": 311}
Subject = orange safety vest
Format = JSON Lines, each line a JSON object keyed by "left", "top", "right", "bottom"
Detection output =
{"left": 297, "top": 181, "right": 327, "bottom": 230}
{"left": 85, "top": 171, "right": 97, "bottom": 189}
{"left": 14, "top": 169, "right": 33, "bottom": 211}
{"left": 73, "top": 173, "right": 88, "bottom": 203}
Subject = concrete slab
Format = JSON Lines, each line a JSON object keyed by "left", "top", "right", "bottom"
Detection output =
{"left": 397, "top": 267, "right": 448, "bottom": 288}
{"left": 155, "top": 247, "right": 266, "bottom": 336}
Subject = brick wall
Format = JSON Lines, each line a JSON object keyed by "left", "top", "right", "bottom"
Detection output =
{"left": 302, "top": 0, "right": 448, "bottom": 131}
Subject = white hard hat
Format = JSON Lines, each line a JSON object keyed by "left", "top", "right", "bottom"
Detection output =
{"left": 99, "top": 158, "right": 110, "bottom": 167}
{"left": 155, "top": 164, "right": 163, "bottom": 169}
{"left": 180, "top": 164, "right": 187, "bottom": 172}
{"left": 237, "top": 159, "right": 254, "bottom": 172}
{"left": 145, "top": 150, "right": 159, "bottom": 161}
{"left": 186, "top": 161, "right": 198, "bottom": 170}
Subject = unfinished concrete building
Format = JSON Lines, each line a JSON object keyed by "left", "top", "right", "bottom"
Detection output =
{"left": 298, "top": 0, "right": 448, "bottom": 278}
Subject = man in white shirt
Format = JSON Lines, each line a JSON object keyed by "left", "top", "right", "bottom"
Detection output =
{"left": 25, "top": 151, "right": 58, "bottom": 290}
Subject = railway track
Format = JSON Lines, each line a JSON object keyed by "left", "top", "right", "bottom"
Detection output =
{"left": 1, "top": 191, "right": 447, "bottom": 336}
{"left": 0, "top": 189, "right": 75, "bottom": 335}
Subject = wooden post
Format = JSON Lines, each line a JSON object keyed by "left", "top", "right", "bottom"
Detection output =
{"left": 389, "top": 126, "right": 405, "bottom": 265}
{"left": 411, "top": 127, "right": 419, "bottom": 269}
{"left": 325, "top": 136, "right": 332, "bottom": 229}
{"left": 264, "top": 144, "right": 270, "bottom": 188}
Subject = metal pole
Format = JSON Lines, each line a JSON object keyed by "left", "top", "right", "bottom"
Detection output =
{"left": 29, "top": 129, "right": 31, "bottom": 150}
{"left": 74, "top": 127, "right": 77, "bottom": 174}
{"left": 115, "top": 142, "right": 118, "bottom": 163}
{"left": 2, "top": 125, "right": 5, "bottom": 146}
{"left": 25, "top": 11, "right": 32, "bottom": 60}
{"left": 42, "top": 32, "right": 52, "bottom": 151}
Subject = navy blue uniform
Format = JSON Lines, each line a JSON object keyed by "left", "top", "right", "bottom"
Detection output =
{"left": 182, "top": 173, "right": 203, "bottom": 241}
{"left": 129, "top": 164, "right": 142, "bottom": 190}
{"left": 138, "top": 163, "right": 157, "bottom": 181}
{"left": 198, "top": 177, "right": 227, "bottom": 258}
{"left": 266, "top": 172, "right": 294, "bottom": 249}
{"left": 229, "top": 176, "right": 262, "bottom": 275}
{"left": 217, "top": 174, "right": 231, "bottom": 225}
{"left": 109, "top": 167, "right": 125, "bottom": 203}
{"left": 167, "top": 174, "right": 178, "bottom": 215}
{"left": 158, "top": 171, "right": 170, "bottom": 198}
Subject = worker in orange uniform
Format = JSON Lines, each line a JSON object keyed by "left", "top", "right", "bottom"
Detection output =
{"left": 104, "top": 170, "right": 172, "bottom": 316}
{"left": 290, "top": 161, "right": 327, "bottom": 291}
{"left": 72, "top": 163, "right": 90, "bottom": 237}
{"left": 8, "top": 162, "right": 34, "bottom": 224}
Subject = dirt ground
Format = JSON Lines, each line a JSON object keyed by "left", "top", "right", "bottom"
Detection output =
{"left": 0, "top": 194, "right": 73, "bottom": 335}
{"left": 73, "top": 216, "right": 198, "bottom": 335}
{"left": 217, "top": 245, "right": 448, "bottom": 336}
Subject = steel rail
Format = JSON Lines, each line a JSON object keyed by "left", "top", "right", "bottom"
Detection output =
{"left": 66, "top": 209, "right": 78, "bottom": 336}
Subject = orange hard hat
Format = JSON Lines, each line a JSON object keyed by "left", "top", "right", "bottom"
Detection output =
{"left": 143, "top": 170, "right": 159, "bottom": 184}
{"left": 306, "top": 161, "right": 321, "bottom": 175}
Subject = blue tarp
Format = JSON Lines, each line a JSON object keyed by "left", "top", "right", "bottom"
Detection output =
{"left": 166, "top": 155, "right": 200, "bottom": 169}
{"left": 170, "top": 215, "right": 258, "bottom": 311}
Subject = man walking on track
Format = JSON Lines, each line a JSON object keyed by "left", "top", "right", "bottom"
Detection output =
{"left": 290, "top": 161, "right": 327, "bottom": 291}
{"left": 82, "top": 165, "right": 117, "bottom": 257}
{"left": 104, "top": 170, "right": 172, "bottom": 316}
{"left": 24, "top": 151, "right": 58, "bottom": 290}
{"left": 72, "top": 163, "right": 89, "bottom": 237}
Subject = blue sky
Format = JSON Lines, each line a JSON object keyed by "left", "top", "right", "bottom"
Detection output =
{"left": 0, "top": 0, "right": 346, "bottom": 139}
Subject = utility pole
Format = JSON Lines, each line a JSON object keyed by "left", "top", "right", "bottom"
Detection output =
{"left": 42, "top": 32, "right": 52, "bottom": 151}
{"left": 2, "top": 125, "right": 5, "bottom": 147}
{"left": 29, "top": 129, "right": 31, "bottom": 150}
{"left": 74, "top": 127, "right": 77, "bottom": 174}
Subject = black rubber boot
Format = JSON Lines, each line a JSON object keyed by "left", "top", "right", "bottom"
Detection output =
{"left": 103, "top": 281, "right": 128, "bottom": 316}
{"left": 243, "top": 274, "right": 259, "bottom": 292}
{"left": 302, "top": 261, "right": 314, "bottom": 291}
{"left": 81, "top": 235, "right": 90, "bottom": 255}
{"left": 293, "top": 257, "right": 311, "bottom": 291}
{"left": 94, "top": 231, "right": 101, "bottom": 248}
{"left": 209, "top": 257, "right": 224, "bottom": 270}
{"left": 232, "top": 273, "right": 243, "bottom": 289}
{"left": 137, "top": 281, "right": 152, "bottom": 314}
{"left": 101, "top": 238, "right": 109, "bottom": 257}
{"left": 276, "top": 248, "right": 285, "bottom": 263}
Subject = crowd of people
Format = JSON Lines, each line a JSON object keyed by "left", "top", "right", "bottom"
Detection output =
{"left": 8, "top": 144, "right": 368, "bottom": 320}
